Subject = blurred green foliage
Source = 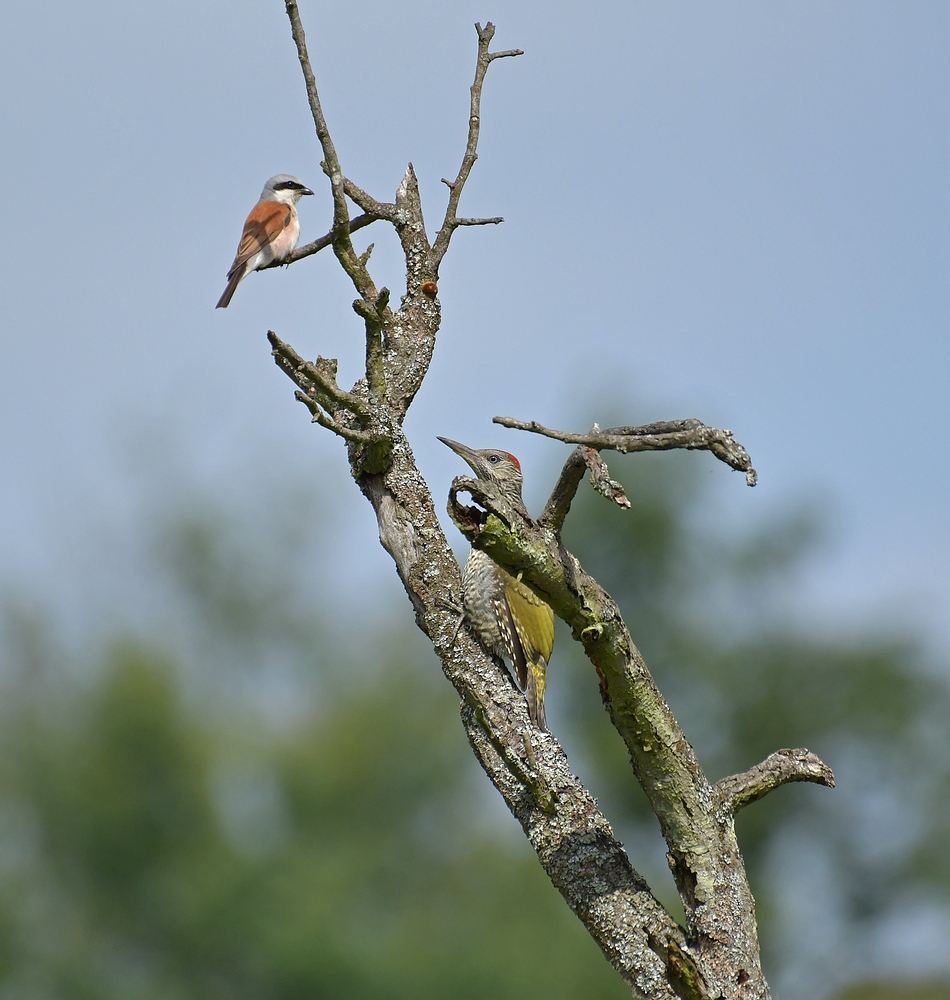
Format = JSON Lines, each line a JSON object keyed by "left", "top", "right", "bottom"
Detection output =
{"left": 0, "top": 452, "right": 947, "bottom": 998}
{"left": 837, "top": 986, "right": 950, "bottom": 1000}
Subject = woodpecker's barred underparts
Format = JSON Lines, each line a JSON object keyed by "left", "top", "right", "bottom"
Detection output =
{"left": 439, "top": 437, "right": 556, "bottom": 729}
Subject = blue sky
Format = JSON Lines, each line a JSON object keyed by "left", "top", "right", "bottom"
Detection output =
{"left": 1, "top": 0, "right": 948, "bottom": 654}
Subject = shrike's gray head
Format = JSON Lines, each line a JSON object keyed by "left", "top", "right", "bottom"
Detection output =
{"left": 261, "top": 174, "right": 314, "bottom": 204}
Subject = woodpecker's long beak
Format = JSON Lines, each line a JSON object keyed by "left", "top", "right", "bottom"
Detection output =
{"left": 437, "top": 436, "right": 480, "bottom": 474}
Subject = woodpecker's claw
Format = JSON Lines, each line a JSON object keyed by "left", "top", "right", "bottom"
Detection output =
{"left": 436, "top": 596, "right": 466, "bottom": 647}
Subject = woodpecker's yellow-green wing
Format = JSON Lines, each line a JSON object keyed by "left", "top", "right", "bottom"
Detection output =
{"left": 525, "top": 661, "right": 547, "bottom": 731}
{"left": 501, "top": 572, "right": 555, "bottom": 729}
{"left": 503, "top": 575, "right": 555, "bottom": 666}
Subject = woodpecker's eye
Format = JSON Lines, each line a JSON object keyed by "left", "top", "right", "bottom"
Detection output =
{"left": 488, "top": 454, "right": 499, "bottom": 464}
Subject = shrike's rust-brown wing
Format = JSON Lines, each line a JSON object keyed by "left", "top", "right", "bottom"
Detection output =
{"left": 229, "top": 200, "right": 293, "bottom": 275}
{"left": 217, "top": 199, "right": 296, "bottom": 309}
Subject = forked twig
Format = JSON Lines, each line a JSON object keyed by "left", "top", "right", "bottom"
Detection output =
{"left": 429, "top": 23, "right": 523, "bottom": 272}
{"left": 497, "top": 415, "right": 757, "bottom": 485}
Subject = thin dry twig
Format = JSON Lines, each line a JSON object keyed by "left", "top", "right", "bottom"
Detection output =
{"left": 455, "top": 216, "right": 505, "bottom": 227}
{"left": 428, "top": 23, "right": 523, "bottom": 272}
{"left": 320, "top": 163, "right": 397, "bottom": 221}
{"left": 714, "top": 749, "right": 836, "bottom": 816}
{"left": 267, "top": 331, "right": 370, "bottom": 421}
{"left": 582, "top": 449, "right": 630, "bottom": 508}
{"left": 261, "top": 213, "right": 377, "bottom": 270}
{"left": 285, "top": 0, "right": 348, "bottom": 234}
{"left": 354, "top": 288, "right": 391, "bottom": 405}
{"left": 539, "top": 446, "right": 630, "bottom": 533}
{"left": 285, "top": 0, "right": 376, "bottom": 299}
{"left": 496, "top": 415, "right": 758, "bottom": 486}
{"left": 293, "top": 390, "right": 380, "bottom": 445}
{"left": 539, "top": 447, "right": 589, "bottom": 532}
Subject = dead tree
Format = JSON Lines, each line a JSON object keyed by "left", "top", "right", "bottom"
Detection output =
{"left": 262, "top": 4, "right": 834, "bottom": 996}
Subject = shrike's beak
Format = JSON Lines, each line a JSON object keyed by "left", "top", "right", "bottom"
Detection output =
{"left": 301, "top": 187, "right": 314, "bottom": 196}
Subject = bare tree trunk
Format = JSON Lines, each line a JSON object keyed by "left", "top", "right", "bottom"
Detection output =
{"left": 261, "top": 5, "right": 834, "bottom": 996}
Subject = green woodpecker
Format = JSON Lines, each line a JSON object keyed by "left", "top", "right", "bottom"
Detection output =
{"left": 439, "top": 437, "right": 555, "bottom": 729}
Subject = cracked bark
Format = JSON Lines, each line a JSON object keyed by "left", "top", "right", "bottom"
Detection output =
{"left": 257, "top": 6, "right": 834, "bottom": 997}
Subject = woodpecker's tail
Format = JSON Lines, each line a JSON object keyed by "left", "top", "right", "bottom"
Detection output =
{"left": 525, "top": 658, "right": 547, "bottom": 731}
{"left": 215, "top": 265, "right": 245, "bottom": 309}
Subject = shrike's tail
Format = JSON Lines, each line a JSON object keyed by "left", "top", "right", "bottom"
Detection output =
{"left": 215, "top": 266, "right": 245, "bottom": 309}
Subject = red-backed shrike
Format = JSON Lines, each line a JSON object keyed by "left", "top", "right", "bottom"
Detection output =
{"left": 216, "top": 174, "right": 314, "bottom": 309}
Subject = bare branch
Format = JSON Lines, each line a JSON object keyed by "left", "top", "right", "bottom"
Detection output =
{"left": 344, "top": 180, "right": 395, "bottom": 221}
{"left": 284, "top": 0, "right": 376, "bottom": 299}
{"left": 353, "top": 288, "right": 391, "bottom": 407}
{"left": 390, "top": 162, "right": 431, "bottom": 280}
{"left": 428, "top": 23, "right": 523, "bottom": 272}
{"left": 488, "top": 48, "right": 525, "bottom": 62}
{"left": 359, "top": 244, "right": 375, "bottom": 267}
{"left": 261, "top": 213, "right": 378, "bottom": 270}
{"left": 378, "top": 161, "right": 443, "bottom": 421}
{"left": 446, "top": 471, "right": 768, "bottom": 990}
{"left": 495, "top": 416, "right": 758, "bottom": 485}
{"left": 539, "top": 446, "right": 630, "bottom": 533}
{"left": 539, "top": 447, "right": 588, "bottom": 532}
{"left": 455, "top": 216, "right": 505, "bottom": 227}
{"left": 267, "top": 331, "right": 370, "bottom": 421}
{"left": 447, "top": 473, "right": 713, "bottom": 840}
{"left": 292, "top": 390, "right": 380, "bottom": 445}
{"left": 581, "top": 449, "right": 630, "bottom": 509}
{"left": 460, "top": 706, "right": 682, "bottom": 999}
{"left": 284, "top": 0, "right": 347, "bottom": 232}
{"left": 318, "top": 161, "right": 397, "bottom": 221}
{"left": 714, "top": 749, "right": 836, "bottom": 816}
{"left": 356, "top": 461, "right": 685, "bottom": 998}
{"left": 269, "top": 8, "right": 786, "bottom": 995}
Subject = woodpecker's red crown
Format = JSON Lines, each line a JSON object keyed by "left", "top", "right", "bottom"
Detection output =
{"left": 483, "top": 450, "right": 521, "bottom": 472}
{"left": 437, "top": 437, "right": 525, "bottom": 497}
